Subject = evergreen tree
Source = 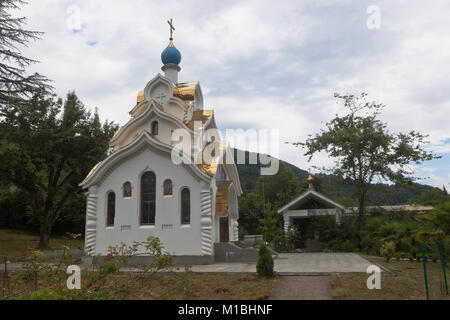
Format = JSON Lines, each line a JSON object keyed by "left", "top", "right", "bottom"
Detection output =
{"left": 0, "top": 0, "right": 51, "bottom": 111}
{"left": 0, "top": 91, "right": 117, "bottom": 248}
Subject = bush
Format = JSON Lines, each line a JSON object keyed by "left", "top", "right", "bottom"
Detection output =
{"left": 100, "top": 258, "right": 120, "bottom": 275}
{"left": 273, "top": 229, "right": 288, "bottom": 252}
{"left": 380, "top": 241, "right": 396, "bottom": 262}
{"left": 427, "top": 253, "right": 439, "bottom": 263}
{"left": 22, "top": 287, "right": 66, "bottom": 300}
{"left": 256, "top": 244, "right": 274, "bottom": 278}
{"left": 327, "top": 239, "right": 356, "bottom": 252}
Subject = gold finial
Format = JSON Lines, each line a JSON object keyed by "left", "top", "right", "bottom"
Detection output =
{"left": 167, "top": 18, "right": 175, "bottom": 41}
{"left": 307, "top": 174, "right": 314, "bottom": 190}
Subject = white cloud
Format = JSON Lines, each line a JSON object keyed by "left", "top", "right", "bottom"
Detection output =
{"left": 15, "top": 0, "right": 450, "bottom": 188}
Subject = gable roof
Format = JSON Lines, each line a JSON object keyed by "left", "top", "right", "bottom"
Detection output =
{"left": 277, "top": 189, "right": 345, "bottom": 214}
{"left": 80, "top": 131, "right": 212, "bottom": 188}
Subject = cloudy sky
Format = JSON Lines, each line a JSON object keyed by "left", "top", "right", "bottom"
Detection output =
{"left": 17, "top": 0, "right": 450, "bottom": 189}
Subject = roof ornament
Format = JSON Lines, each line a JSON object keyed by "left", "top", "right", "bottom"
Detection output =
{"left": 168, "top": 18, "right": 175, "bottom": 43}
{"left": 161, "top": 18, "right": 181, "bottom": 83}
{"left": 307, "top": 174, "right": 314, "bottom": 190}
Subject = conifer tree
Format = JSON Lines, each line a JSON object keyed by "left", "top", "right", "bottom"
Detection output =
{"left": 0, "top": 0, "right": 51, "bottom": 111}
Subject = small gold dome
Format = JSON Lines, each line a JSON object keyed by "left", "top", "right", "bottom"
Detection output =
{"left": 307, "top": 174, "right": 313, "bottom": 181}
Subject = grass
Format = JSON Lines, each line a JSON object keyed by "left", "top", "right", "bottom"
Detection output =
{"left": 118, "top": 273, "right": 278, "bottom": 300}
{"left": 1, "top": 271, "right": 278, "bottom": 300}
{"left": 330, "top": 255, "right": 450, "bottom": 300}
{"left": 0, "top": 229, "right": 84, "bottom": 260}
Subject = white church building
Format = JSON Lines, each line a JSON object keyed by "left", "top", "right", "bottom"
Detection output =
{"left": 80, "top": 21, "right": 242, "bottom": 264}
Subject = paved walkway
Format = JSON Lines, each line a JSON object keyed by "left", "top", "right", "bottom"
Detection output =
{"left": 174, "top": 253, "right": 373, "bottom": 274}
{"left": 269, "top": 276, "right": 333, "bottom": 300}
{"left": 1, "top": 253, "right": 374, "bottom": 275}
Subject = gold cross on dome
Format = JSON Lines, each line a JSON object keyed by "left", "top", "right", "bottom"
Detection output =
{"left": 168, "top": 18, "right": 175, "bottom": 40}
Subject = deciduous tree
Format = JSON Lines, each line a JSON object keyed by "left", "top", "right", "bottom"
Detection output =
{"left": 292, "top": 93, "right": 440, "bottom": 236}
{"left": 0, "top": 91, "right": 117, "bottom": 248}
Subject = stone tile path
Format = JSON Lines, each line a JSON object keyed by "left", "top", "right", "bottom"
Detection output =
{"left": 2, "top": 253, "right": 374, "bottom": 275}
{"left": 173, "top": 253, "right": 373, "bottom": 275}
{"left": 268, "top": 276, "right": 333, "bottom": 300}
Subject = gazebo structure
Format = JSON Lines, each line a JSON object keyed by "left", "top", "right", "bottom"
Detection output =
{"left": 277, "top": 175, "right": 344, "bottom": 235}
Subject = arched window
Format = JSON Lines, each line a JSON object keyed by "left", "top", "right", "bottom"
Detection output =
{"left": 163, "top": 179, "right": 173, "bottom": 196}
{"left": 181, "top": 188, "right": 190, "bottom": 224}
{"left": 140, "top": 172, "right": 156, "bottom": 225}
{"left": 123, "top": 182, "right": 132, "bottom": 197}
{"left": 151, "top": 121, "right": 158, "bottom": 135}
{"left": 107, "top": 192, "right": 115, "bottom": 227}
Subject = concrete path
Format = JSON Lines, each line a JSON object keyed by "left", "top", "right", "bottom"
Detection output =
{"left": 269, "top": 276, "right": 333, "bottom": 300}
{"left": 179, "top": 253, "right": 373, "bottom": 274}
{"left": 1, "top": 253, "right": 374, "bottom": 275}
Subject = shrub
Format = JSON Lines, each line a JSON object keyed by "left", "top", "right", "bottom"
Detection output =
{"left": 256, "top": 244, "right": 274, "bottom": 278}
{"left": 340, "top": 240, "right": 356, "bottom": 252}
{"left": 22, "top": 287, "right": 67, "bottom": 300}
{"left": 100, "top": 259, "right": 120, "bottom": 275}
{"left": 427, "top": 253, "right": 439, "bottom": 263}
{"left": 380, "top": 241, "right": 396, "bottom": 262}
{"left": 327, "top": 239, "right": 356, "bottom": 252}
{"left": 273, "top": 229, "right": 288, "bottom": 252}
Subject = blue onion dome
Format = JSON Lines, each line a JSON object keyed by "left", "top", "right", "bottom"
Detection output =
{"left": 161, "top": 40, "right": 181, "bottom": 66}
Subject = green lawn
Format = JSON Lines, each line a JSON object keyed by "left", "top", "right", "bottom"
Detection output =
{"left": 330, "top": 255, "right": 450, "bottom": 300}
{"left": 0, "top": 229, "right": 84, "bottom": 260}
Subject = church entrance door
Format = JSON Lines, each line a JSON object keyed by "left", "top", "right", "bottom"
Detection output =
{"left": 220, "top": 217, "right": 229, "bottom": 242}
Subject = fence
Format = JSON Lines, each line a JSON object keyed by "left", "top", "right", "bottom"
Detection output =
{"left": 421, "top": 240, "right": 448, "bottom": 300}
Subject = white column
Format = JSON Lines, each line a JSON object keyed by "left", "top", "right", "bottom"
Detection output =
{"left": 283, "top": 213, "right": 291, "bottom": 233}
{"left": 336, "top": 209, "right": 342, "bottom": 225}
{"left": 84, "top": 186, "right": 98, "bottom": 255}
{"left": 200, "top": 190, "right": 213, "bottom": 255}
{"left": 232, "top": 219, "right": 239, "bottom": 241}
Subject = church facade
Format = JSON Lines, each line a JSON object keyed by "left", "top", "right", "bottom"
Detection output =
{"left": 80, "top": 22, "right": 242, "bottom": 263}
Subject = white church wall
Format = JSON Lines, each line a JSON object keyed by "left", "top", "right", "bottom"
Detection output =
{"left": 165, "top": 99, "right": 187, "bottom": 121}
{"left": 94, "top": 147, "right": 208, "bottom": 256}
{"left": 117, "top": 114, "right": 179, "bottom": 150}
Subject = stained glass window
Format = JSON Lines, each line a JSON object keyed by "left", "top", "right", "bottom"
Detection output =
{"left": 123, "top": 182, "right": 132, "bottom": 197}
{"left": 141, "top": 172, "right": 156, "bottom": 225}
{"left": 163, "top": 179, "right": 172, "bottom": 196}
{"left": 181, "top": 188, "right": 190, "bottom": 224}
{"left": 107, "top": 192, "right": 115, "bottom": 226}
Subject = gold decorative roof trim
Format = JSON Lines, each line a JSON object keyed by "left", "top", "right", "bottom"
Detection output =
{"left": 82, "top": 161, "right": 102, "bottom": 183}
{"left": 135, "top": 81, "right": 196, "bottom": 108}
{"left": 215, "top": 180, "right": 232, "bottom": 216}
{"left": 173, "top": 81, "right": 197, "bottom": 101}
{"left": 187, "top": 110, "right": 213, "bottom": 131}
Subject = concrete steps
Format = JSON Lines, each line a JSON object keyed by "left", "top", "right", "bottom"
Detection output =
{"left": 304, "top": 239, "right": 322, "bottom": 252}
{"left": 214, "top": 242, "right": 279, "bottom": 262}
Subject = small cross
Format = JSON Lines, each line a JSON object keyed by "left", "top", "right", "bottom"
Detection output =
{"left": 155, "top": 92, "right": 166, "bottom": 104}
{"left": 167, "top": 18, "right": 175, "bottom": 40}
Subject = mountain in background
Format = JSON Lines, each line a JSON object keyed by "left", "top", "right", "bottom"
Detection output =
{"left": 233, "top": 149, "right": 437, "bottom": 205}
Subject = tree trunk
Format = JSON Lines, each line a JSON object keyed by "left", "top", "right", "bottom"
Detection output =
{"left": 356, "top": 192, "right": 366, "bottom": 248}
{"left": 357, "top": 200, "right": 365, "bottom": 232}
{"left": 38, "top": 217, "right": 52, "bottom": 249}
